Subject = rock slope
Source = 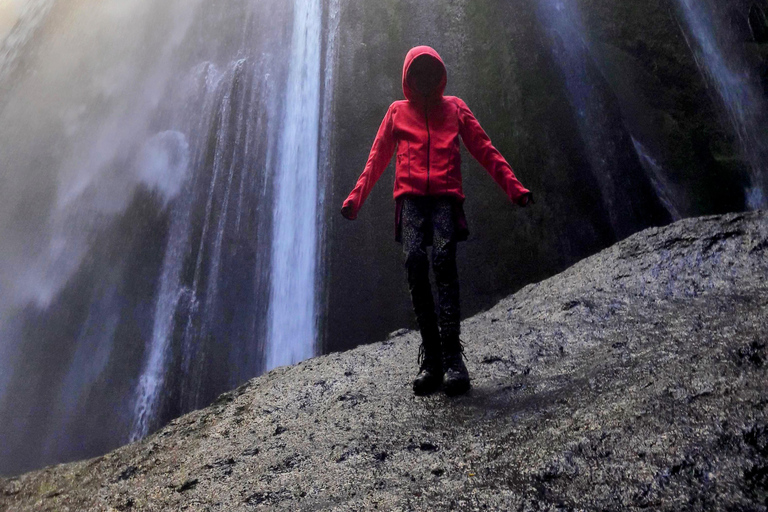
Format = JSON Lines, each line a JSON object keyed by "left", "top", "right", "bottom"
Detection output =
{"left": 2, "top": 211, "right": 767, "bottom": 511}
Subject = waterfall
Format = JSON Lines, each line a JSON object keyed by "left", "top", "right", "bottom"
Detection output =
{"left": 535, "top": 0, "right": 672, "bottom": 238}
{"left": 0, "top": 0, "right": 337, "bottom": 475}
{"left": 132, "top": 0, "right": 336, "bottom": 438}
{"left": 317, "top": 0, "right": 341, "bottom": 320}
{"left": 128, "top": 74, "right": 210, "bottom": 440}
{"left": 674, "top": 0, "right": 768, "bottom": 210}
{"left": 130, "top": 56, "right": 272, "bottom": 440}
{"left": 632, "top": 138, "right": 683, "bottom": 222}
{"left": 266, "top": 0, "right": 323, "bottom": 370}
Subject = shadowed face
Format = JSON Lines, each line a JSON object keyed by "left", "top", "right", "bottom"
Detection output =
{"left": 407, "top": 55, "right": 444, "bottom": 97}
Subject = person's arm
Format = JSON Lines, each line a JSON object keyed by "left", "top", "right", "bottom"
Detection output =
{"left": 341, "top": 104, "right": 397, "bottom": 220}
{"left": 456, "top": 98, "right": 532, "bottom": 206}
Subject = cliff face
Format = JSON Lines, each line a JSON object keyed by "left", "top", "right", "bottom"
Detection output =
{"left": 325, "top": 0, "right": 759, "bottom": 352}
{"left": 2, "top": 211, "right": 766, "bottom": 511}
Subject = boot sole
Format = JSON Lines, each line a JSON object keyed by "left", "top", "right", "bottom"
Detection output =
{"left": 413, "top": 379, "right": 442, "bottom": 396}
{"left": 444, "top": 379, "right": 471, "bottom": 396}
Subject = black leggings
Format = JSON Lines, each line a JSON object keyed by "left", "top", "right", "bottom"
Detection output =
{"left": 401, "top": 196, "right": 461, "bottom": 342}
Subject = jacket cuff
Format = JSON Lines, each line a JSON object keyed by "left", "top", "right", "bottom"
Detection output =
{"left": 342, "top": 198, "right": 359, "bottom": 220}
{"left": 510, "top": 187, "right": 531, "bottom": 205}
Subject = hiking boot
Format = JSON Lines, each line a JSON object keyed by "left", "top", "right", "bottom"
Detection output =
{"left": 442, "top": 336, "right": 470, "bottom": 396}
{"left": 413, "top": 342, "right": 443, "bottom": 396}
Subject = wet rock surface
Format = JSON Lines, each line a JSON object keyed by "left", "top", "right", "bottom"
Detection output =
{"left": 1, "top": 211, "right": 767, "bottom": 511}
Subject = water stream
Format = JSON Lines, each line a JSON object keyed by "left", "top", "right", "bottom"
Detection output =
{"left": 266, "top": 0, "right": 323, "bottom": 371}
{"left": 535, "top": 0, "right": 674, "bottom": 237}
{"left": 675, "top": 0, "right": 768, "bottom": 209}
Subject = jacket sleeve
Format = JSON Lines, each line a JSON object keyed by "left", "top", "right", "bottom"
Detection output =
{"left": 456, "top": 98, "right": 530, "bottom": 204}
{"left": 342, "top": 104, "right": 397, "bottom": 219}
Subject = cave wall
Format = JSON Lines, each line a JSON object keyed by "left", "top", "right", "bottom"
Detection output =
{"left": 324, "top": 0, "right": 757, "bottom": 352}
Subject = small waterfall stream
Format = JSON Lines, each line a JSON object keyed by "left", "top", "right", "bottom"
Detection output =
{"left": 131, "top": 61, "right": 238, "bottom": 441}
{"left": 535, "top": 0, "right": 674, "bottom": 237}
{"left": 632, "top": 138, "right": 683, "bottom": 221}
{"left": 266, "top": 0, "right": 323, "bottom": 371}
{"left": 675, "top": 0, "right": 768, "bottom": 209}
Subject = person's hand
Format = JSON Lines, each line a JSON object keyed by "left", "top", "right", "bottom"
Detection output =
{"left": 341, "top": 203, "right": 356, "bottom": 220}
{"left": 519, "top": 192, "right": 534, "bottom": 207}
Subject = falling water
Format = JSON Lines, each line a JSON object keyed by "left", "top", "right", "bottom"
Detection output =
{"left": 129, "top": 66, "right": 217, "bottom": 441}
{"left": 535, "top": 0, "right": 672, "bottom": 238}
{"left": 536, "top": 0, "right": 616, "bottom": 225}
{"left": 675, "top": 0, "right": 768, "bottom": 209}
{"left": 0, "top": 0, "right": 55, "bottom": 86}
{"left": 266, "top": 0, "right": 323, "bottom": 370}
{"left": 0, "top": 0, "right": 337, "bottom": 475}
{"left": 316, "top": 0, "right": 341, "bottom": 328}
{"left": 130, "top": 55, "right": 278, "bottom": 440}
{"left": 632, "top": 138, "right": 683, "bottom": 221}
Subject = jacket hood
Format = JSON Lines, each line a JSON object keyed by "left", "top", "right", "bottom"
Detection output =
{"left": 402, "top": 46, "right": 447, "bottom": 104}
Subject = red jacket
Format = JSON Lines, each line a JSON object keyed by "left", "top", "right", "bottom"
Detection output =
{"left": 342, "top": 46, "right": 530, "bottom": 220}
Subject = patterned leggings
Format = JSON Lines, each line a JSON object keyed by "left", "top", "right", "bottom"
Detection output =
{"left": 400, "top": 196, "right": 461, "bottom": 342}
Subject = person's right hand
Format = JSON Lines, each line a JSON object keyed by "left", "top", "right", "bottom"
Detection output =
{"left": 341, "top": 203, "right": 356, "bottom": 220}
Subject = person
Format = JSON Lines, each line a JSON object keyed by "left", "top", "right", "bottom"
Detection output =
{"left": 341, "top": 46, "right": 532, "bottom": 396}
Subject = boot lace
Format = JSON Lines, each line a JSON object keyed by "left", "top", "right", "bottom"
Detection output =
{"left": 443, "top": 337, "right": 467, "bottom": 369}
{"left": 418, "top": 343, "right": 442, "bottom": 371}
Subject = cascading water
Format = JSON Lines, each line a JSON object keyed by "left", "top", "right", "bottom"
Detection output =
{"left": 632, "top": 138, "right": 683, "bottom": 222}
{"left": 130, "top": 62, "right": 233, "bottom": 441}
{"left": 266, "top": 0, "right": 323, "bottom": 371}
{"left": 0, "top": 0, "right": 55, "bottom": 88}
{"left": 0, "top": 0, "right": 336, "bottom": 476}
{"left": 316, "top": 0, "right": 341, "bottom": 327}
{"left": 535, "top": 0, "right": 673, "bottom": 237}
{"left": 674, "top": 0, "right": 768, "bottom": 210}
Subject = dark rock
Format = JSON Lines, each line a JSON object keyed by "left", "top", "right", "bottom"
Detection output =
{"left": 116, "top": 497, "right": 134, "bottom": 511}
{"left": 419, "top": 442, "right": 438, "bottom": 452}
{"left": 738, "top": 339, "right": 766, "bottom": 368}
{"left": 326, "top": 0, "right": 737, "bottom": 357}
{"left": 116, "top": 466, "right": 137, "bottom": 482}
{"left": 244, "top": 490, "right": 293, "bottom": 505}
{"left": 176, "top": 479, "right": 197, "bottom": 493}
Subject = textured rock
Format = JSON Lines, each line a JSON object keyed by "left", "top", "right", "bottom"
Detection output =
{"left": 2, "top": 211, "right": 767, "bottom": 511}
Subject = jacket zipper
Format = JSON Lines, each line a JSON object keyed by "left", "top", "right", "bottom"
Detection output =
{"left": 408, "top": 141, "right": 412, "bottom": 193}
{"left": 424, "top": 99, "right": 431, "bottom": 194}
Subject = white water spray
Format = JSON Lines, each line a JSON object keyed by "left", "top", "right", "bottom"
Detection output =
{"left": 632, "top": 138, "right": 683, "bottom": 221}
{"left": 675, "top": 0, "right": 768, "bottom": 209}
{"left": 266, "top": 0, "right": 323, "bottom": 370}
{"left": 0, "top": 0, "right": 55, "bottom": 84}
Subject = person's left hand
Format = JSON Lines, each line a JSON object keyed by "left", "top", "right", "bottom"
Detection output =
{"left": 519, "top": 192, "right": 534, "bottom": 207}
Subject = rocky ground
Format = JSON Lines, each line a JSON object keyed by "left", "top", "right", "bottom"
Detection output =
{"left": 2, "top": 211, "right": 767, "bottom": 511}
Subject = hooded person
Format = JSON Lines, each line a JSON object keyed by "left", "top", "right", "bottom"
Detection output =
{"left": 341, "top": 46, "right": 533, "bottom": 396}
